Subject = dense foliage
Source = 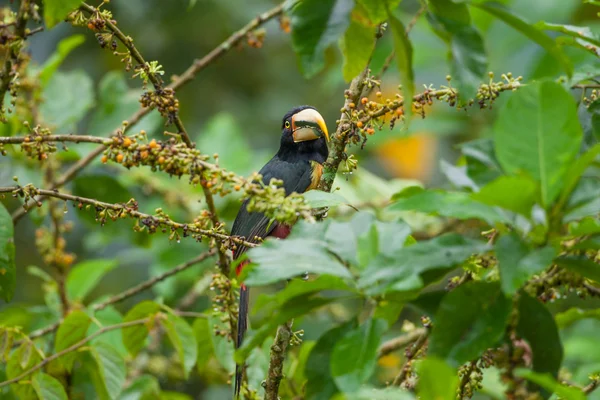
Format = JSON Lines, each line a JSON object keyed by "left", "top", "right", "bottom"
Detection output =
{"left": 0, "top": 0, "right": 599, "bottom": 399}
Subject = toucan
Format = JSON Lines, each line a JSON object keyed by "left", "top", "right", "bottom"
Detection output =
{"left": 231, "top": 106, "right": 329, "bottom": 397}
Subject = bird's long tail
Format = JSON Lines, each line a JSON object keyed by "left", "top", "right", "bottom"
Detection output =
{"left": 234, "top": 261, "right": 249, "bottom": 398}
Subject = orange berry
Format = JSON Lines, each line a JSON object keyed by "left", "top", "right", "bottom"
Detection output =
{"left": 234, "top": 185, "right": 241, "bottom": 191}
{"left": 348, "top": 102, "right": 355, "bottom": 109}
{"left": 396, "top": 108, "right": 404, "bottom": 116}
{"left": 116, "top": 153, "right": 124, "bottom": 163}
{"left": 158, "top": 156, "right": 165, "bottom": 164}
{"left": 367, "top": 128, "right": 375, "bottom": 135}
{"left": 123, "top": 137, "right": 132, "bottom": 147}
{"left": 140, "top": 150, "right": 149, "bottom": 159}
{"left": 149, "top": 139, "right": 158, "bottom": 149}
{"left": 24, "top": 137, "right": 30, "bottom": 142}
{"left": 356, "top": 121, "right": 364, "bottom": 128}
{"left": 361, "top": 97, "right": 368, "bottom": 105}
{"left": 101, "top": 155, "right": 108, "bottom": 164}
{"left": 87, "top": 22, "right": 95, "bottom": 31}
{"left": 376, "top": 91, "right": 382, "bottom": 97}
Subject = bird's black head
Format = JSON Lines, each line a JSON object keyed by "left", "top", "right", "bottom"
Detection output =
{"left": 278, "top": 105, "right": 329, "bottom": 163}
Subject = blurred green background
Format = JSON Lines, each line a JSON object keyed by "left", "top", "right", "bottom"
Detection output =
{"left": 1, "top": 0, "right": 599, "bottom": 398}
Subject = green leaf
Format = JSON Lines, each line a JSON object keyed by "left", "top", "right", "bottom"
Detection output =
{"left": 340, "top": 19, "right": 375, "bottom": 82}
{"left": 556, "top": 143, "right": 600, "bottom": 213}
{"left": 496, "top": 234, "right": 556, "bottom": 295}
{"left": 88, "top": 306, "right": 128, "bottom": 357}
{"left": 236, "top": 295, "right": 338, "bottom": 362}
{"left": 470, "top": 2, "right": 572, "bottom": 77}
{"left": 243, "top": 237, "right": 352, "bottom": 286}
{"left": 563, "top": 177, "right": 600, "bottom": 222}
{"left": 7, "top": 342, "right": 43, "bottom": 400}
{"left": 356, "top": 0, "right": 401, "bottom": 24}
{"left": 387, "top": 10, "right": 414, "bottom": 122}
{"left": 416, "top": 358, "right": 459, "bottom": 400}
{"left": 331, "top": 318, "right": 387, "bottom": 393}
{"left": 66, "top": 259, "right": 118, "bottom": 302}
{"left": 44, "top": 0, "right": 83, "bottom": 28}
{"left": 472, "top": 176, "right": 538, "bottom": 217}
{"left": 252, "top": 275, "right": 355, "bottom": 327}
{"left": 122, "top": 301, "right": 161, "bottom": 356}
{"left": 291, "top": 0, "right": 354, "bottom": 78}
{"left": 428, "top": 0, "right": 487, "bottom": 101}
{"left": 209, "top": 314, "right": 235, "bottom": 373}
{"left": 0, "top": 203, "right": 16, "bottom": 302}
{"left": 555, "top": 255, "right": 600, "bottom": 283}
{"left": 305, "top": 322, "right": 355, "bottom": 400}
{"left": 429, "top": 282, "right": 511, "bottom": 366}
{"left": 38, "top": 35, "right": 86, "bottom": 87}
{"left": 40, "top": 70, "right": 94, "bottom": 131}
{"left": 88, "top": 342, "right": 127, "bottom": 400}
{"left": 120, "top": 374, "right": 161, "bottom": 400}
{"left": 516, "top": 294, "right": 562, "bottom": 380}
{"left": 493, "top": 81, "right": 582, "bottom": 206}
{"left": 568, "top": 217, "right": 600, "bottom": 236}
{"left": 303, "top": 190, "right": 349, "bottom": 208}
{"left": 358, "top": 234, "right": 490, "bottom": 295}
{"left": 440, "top": 159, "right": 479, "bottom": 192}
{"left": 161, "top": 312, "right": 197, "bottom": 379}
{"left": 390, "top": 188, "right": 510, "bottom": 225}
{"left": 54, "top": 310, "right": 92, "bottom": 372}
{"left": 555, "top": 307, "right": 600, "bottom": 329}
{"left": 356, "top": 219, "right": 412, "bottom": 268}
{"left": 32, "top": 372, "right": 68, "bottom": 400}
{"left": 515, "top": 369, "right": 585, "bottom": 400}
{"left": 193, "top": 318, "right": 214, "bottom": 372}
{"left": 535, "top": 22, "right": 600, "bottom": 47}
{"left": 348, "top": 387, "right": 415, "bottom": 400}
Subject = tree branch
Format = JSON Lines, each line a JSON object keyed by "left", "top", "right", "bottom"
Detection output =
{"left": 377, "top": 328, "right": 426, "bottom": 358}
{"left": 392, "top": 327, "right": 430, "bottom": 386}
{"left": 0, "top": 318, "right": 150, "bottom": 388}
{"left": 264, "top": 320, "right": 294, "bottom": 400}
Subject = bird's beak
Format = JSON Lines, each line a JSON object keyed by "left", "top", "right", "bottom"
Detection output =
{"left": 291, "top": 108, "right": 329, "bottom": 143}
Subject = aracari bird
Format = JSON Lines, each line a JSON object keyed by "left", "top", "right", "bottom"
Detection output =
{"left": 231, "top": 106, "right": 329, "bottom": 397}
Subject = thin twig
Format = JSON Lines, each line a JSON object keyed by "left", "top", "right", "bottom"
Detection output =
{"left": 584, "top": 282, "right": 600, "bottom": 296}
{"left": 0, "top": 135, "right": 109, "bottom": 145}
{"left": 392, "top": 327, "right": 430, "bottom": 386}
{"left": 377, "top": 328, "right": 426, "bottom": 358}
{"left": 0, "top": 186, "right": 257, "bottom": 248}
{"left": 264, "top": 321, "right": 294, "bottom": 400}
{"left": 0, "top": 318, "right": 150, "bottom": 388}
{"left": 583, "top": 378, "right": 600, "bottom": 394}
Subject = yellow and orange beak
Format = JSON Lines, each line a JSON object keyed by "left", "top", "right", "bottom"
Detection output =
{"left": 291, "top": 108, "right": 329, "bottom": 143}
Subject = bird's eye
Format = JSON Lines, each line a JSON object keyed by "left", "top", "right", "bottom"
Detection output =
{"left": 285, "top": 121, "right": 291, "bottom": 129}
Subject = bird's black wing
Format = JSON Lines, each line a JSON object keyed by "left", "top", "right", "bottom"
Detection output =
{"left": 231, "top": 156, "right": 312, "bottom": 259}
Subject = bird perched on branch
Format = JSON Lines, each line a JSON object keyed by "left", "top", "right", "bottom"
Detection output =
{"left": 231, "top": 106, "right": 329, "bottom": 397}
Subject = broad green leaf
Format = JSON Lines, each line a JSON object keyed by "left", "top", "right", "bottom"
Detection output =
{"left": 416, "top": 358, "right": 459, "bottom": 400}
{"left": 40, "top": 70, "right": 94, "bottom": 132}
{"left": 193, "top": 318, "right": 214, "bottom": 372}
{"left": 388, "top": 10, "right": 414, "bottom": 122}
{"left": 390, "top": 188, "right": 510, "bottom": 225}
{"left": 349, "top": 387, "right": 415, "bottom": 400}
{"left": 493, "top": 81, "right": 582, "bottom": 206}
{"left": 243, "top": 237, "right": 352, "bottom": 286}
{"left": 535, "top": 22, "right": 600, "bottom": 47}
{"left": 517, "top": 294, "right": 562, "bottom": 380}
{"left": 470, "top": 2, "right": 572, "bottom": 77}
{"left": 32, "top": 372, "right": 68, "bottom": 400}
{"left": 88, "top": 342, "right": 127, "bottom": 400}
{"left": 122, "top": 301, "right": 161, "bottom": 356}
{"left": 429, "top": 282, "right": 511, "bottom": 366}
{"left": 428, "top": 0, "right": 487, "bottom": 101}
{"left": 7, "top": 342, "right": 43, "bottom": 400}
{"left": 358, "top": 234, "right": 490, "bottom": 294}
{"left": 0, "top": 203, "right": 16, "bottom": 302}
{"left": 209, "top": 314, "right": 235, "bottom": 373}
{"left": 439, "top": 159, "right": 479, "bottom": 192}
{"left": 305, "top": 322, "right": 355, "bottom": 400}
{"left": 66, "top": 259, "right": 118, "bottom": 302}
{"left": 356, "top": 0, "right": 401, "bottom": 24}
{"left": 88, "top": 306, "right": 128, "bottom": 357}
{"left": 555, "top": 308, "right": 600, "bottom": 329}
{"left": 44, "top": 0, "right": 83, "bottom": 28}
{"left": 161, "top": 312, "right": 197, "bottom": 379}
{"left": 472, "top": 176, "right": 538, "bottom": 217}
{"left": 38, "top": 35, "right": 86, "bottom": 86}
{"left": 556, "top": 143, "right": 600, "bottom": 213}
{"left": 252, "top": 275, "right": 355, "bottom": 326}
{"left": 88, "top": 71, "right": 161, "bottom": 137}
{"left": 568, "top": 217, "right": 600, "bottom": 236}
{"left": 515, "top": 369, "right": 585, "bottom": 400}
{"left": 236, "top": 296, "right": 338, "bottom": 362}
{"left": 303, "top": 190, "right": 349, "bottom": 208}
{"left": 160, "top": 392, "right": 193, "bottom": 400}
{"left": 555, "top": 255, "right": 600, "bottom": 283}
{"left": 54, "top": 310, "right": 92, "bottom": 372}
{"left": 331, "top": 318, "right": 387, "bottom": 392}
{"left": 119, "top": 375, "right": 161, "bottom": 400}
{"left": 356, "top": 219, "right": 412, "bottom": 268}
{"left": 340, "top": 19, "right": 375, "bottom": 82}
{"left": 291, "top": 0, "right": 354, "bottom": 78}
{"left": 496, "top": 234, "right": 556, "bottom": 295}
{"left": 246, "top": 339, "right": 272, "bottom": 393}
{"left": 563, "top": 177, "right": 600, "bottom": 222}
